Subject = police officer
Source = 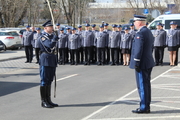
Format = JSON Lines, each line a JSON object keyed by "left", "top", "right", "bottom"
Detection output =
{"left": 129, "top": 23, "right": 137, "bottom": 38}
{"left": 117, "top": 25, "right": 124, "bottom": 65}
{"left": 153, "top": 22, "right": 166, "bottom": 66}
{"left": 130, "top": 15, "right": 154, "bottom": 113}
{"left": 38, "top": 20, "right": 59, "bottom": 108}
{"left": 166, "top": 21, "right": 179, "bottom": 66}
{"left": 68, "top": 28, "right": 80, "bottom": 65}
{"left": 104, "top": 23, "right": 111, "bottom": 64}
{"left": 120, "top": 27, "right": 132, "bottom": 66}
{"left": 56, "top": 23, "right": 61, "bottom": 35}
{"left": 94, "top": 25, "right": 108, "bottom": 65}
{"left": 33, "top": 27, "right": 42, "bottom": 64}
{"left": 76, "top": 25, "right": 84, "bottom": 63}
{"left": 65, "top": 27, "right": 72, "bottom": 63}
{"left": 81, "top": 23, "right": 94, "bottom": 65}
{"left": 22, "top": 25, "right": 34, "bottom": 63}
{"left": 58, "top": 28, "right": 68, "bottom": 65}
{"left": 91, "top": 24, "right": 98, "bottom": 63}
{"left": 109, "top": 24, "right": 120, "bottom": 65}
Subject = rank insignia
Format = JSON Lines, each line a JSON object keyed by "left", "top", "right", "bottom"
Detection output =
{"left": 41, "top": 37, "right": 46, "bottom": 41}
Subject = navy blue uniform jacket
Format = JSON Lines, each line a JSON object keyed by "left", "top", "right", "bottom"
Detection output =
{"left": 130, "top": 26, "right": 155, "bottom": 69}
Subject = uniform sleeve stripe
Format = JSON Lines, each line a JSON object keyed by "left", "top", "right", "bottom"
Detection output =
{"left": 134, "top": 58, "right": 140, "bottom": 61}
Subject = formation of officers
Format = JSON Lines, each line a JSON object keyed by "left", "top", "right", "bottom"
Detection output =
{"left": 56, "top": 23, "right": 135, "bottom": 66}
{"left": 22, "top": 21, "right": 180, "bottom": 66}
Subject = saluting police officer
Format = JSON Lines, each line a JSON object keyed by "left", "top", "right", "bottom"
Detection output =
{"left": 22, "top": 25, "right": 34, "bottom": 63}
{"left": 130, "top": 15, "right": 154, "bottom": 113}
{"left": 94, "top": 25, "right": 108, "bottom": 65}
{"left": 68, "top": 28, "right": 80, "bottom": 65}
{"left": 166, "top": 21, "right": 179, "bottom": 66}
{"left": 104, "top": 23, "right": 111, "bottom": 64}
{"left": 117, "top": 25, "right": 124, "bottom": 65}
{"left": 109, "top": 24, "right": 121, "bottom": 65}
{"left": 38, "top": 20, "right": 59, "bottom": 108}
{"left": 76, "top": 25, "right": 84, "bottom": 63}
{"left": 153, "top": 22, "right": 166, "bottom": 66}
{"left": 58, "top": 28, "right": 68, "bottom": 65}
{"left": 33, "top": 27, "right": 42, "bottom": 64}
{"left": 81, "top": 23, "right": 94, "bottom": 65}
{"left": 91, "top": 24, "right": 98, "bottom": 63}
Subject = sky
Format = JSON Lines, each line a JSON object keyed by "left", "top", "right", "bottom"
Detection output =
{"left": 95, "top": 0, "right": 114, "bottom": 3}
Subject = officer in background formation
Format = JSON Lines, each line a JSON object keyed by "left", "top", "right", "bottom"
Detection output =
{"left": 65, "top": 27, "right": 71, "bottom": 63}
{"left": 91, "top": 24, "right": 98, "bottom": 63}
{"left": 94, "top": 25, "right": 108, "bottom": 65}
{"left": 120, "top": 27, "right": 132, "bottom": 66}
{"left": 33, "top": 27, "right": 42, "bottom": 64}
{"left": 58, "top": 28, "right": 68, "bottom": 65}
{"left": 55, "top": 23, "right": 61, "bottom": 35}
{"left": 76, "top": 25, "right": 84, "bottom": 63}
{"left": 104, "top": 23, "right": 111, "bottom": 64}
{"left": 109, "top": 24, "right": 121, "bottom": 65}
{"left": 22, "top": 25, "right": 34, "bottom": 63}
{"left": 153, "top": 22, "right": 166, "bottom": 66}
{"left": 117, "top": 25, "right": 124, "bottom": 65}
{"left": 81, "top": 23, "right": 94, "bottom": 65}
{"left": 130, "top": 15, "right": 154, "bottom": 113}
{"left": 68, "top": 28, "right": 80, "bottom": 65}
{"left": 38, "top": 20, "right": 58, "bottom": 108}
{"left": 166, "top": 21, "right": 179, "bottom": 66}
{"left": 129, "top": 23, "right": 137, "bottom": 38}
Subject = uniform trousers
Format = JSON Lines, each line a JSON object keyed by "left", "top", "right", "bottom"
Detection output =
{"left": 40, "top": 66, "right": 56, "bottom": 86}
{"left": 65, "top": 48, "right": 69, "bottom": 63}
{"left": 105, "top": 47, "right": 110, "bottom": 64}
{"left": 97, "top": 48, "right": 105, "bottom": 64}
{"left": 58, "top": 48, "right": 66, "bottom": 64}
{"left": 35, "top": 48, "right": 40, "bottom": 62}
{"left": 84, "top": 47, "right": 91, "bottom": 64}
{"left": 154, "top": 47, "right": 164, "bottom": 64}
{"left": 91, "top": 46, "right": 97, "bottom": 63}
{"left": 70, "top": 49, "right": 78, "bottom": 64}
{"left": 175, "top": 47, "right": 179, "bottom": 65}
{"left": 110, "top": 48, "right": 119, "bottom": 64}
{"left": 79, "top": 47, "right": 84, "bottom": 63}
{"left": 135, "top": 67, "right": 152, "bottom": 111}
{"left": 24, "top": 45, "right": 33, "bottom": 62}
{"left": 119, "top": 48, "right": 123, "bottom": 64}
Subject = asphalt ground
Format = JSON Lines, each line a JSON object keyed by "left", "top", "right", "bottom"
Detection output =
{"left": 0, "top": 49, "right": 180, "bottom": 120}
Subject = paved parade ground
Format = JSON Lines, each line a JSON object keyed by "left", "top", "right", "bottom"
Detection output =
{"left": 0, "top": 49, "right": 180, "bottom": 120}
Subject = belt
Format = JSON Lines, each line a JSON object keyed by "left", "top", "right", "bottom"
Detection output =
{"left": 42, "top": 52, "right": 55, "bottom": 54}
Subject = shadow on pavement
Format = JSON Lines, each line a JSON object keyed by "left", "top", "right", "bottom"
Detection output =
{"left": 0, "top": 81, "right": 39, "bottom": 97}
{"left": 0, "top": 73, "right": 39, "bottom": 78}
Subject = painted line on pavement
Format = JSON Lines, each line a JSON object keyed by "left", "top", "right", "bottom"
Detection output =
{"left": 57, "top": 74, "right": 78, "bottom": 81}
{"left": 87, "top": 116, "right": 180, "bottom": 120}
{"left": 81, "top": 67, "right": 176, "bottom": 120}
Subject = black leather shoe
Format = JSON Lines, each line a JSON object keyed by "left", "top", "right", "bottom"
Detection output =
{"left": 25, "top": 61, "right": 29, "bottom": 63}
{"left": 132, "top": 108, "right": 150, "bottom": 114}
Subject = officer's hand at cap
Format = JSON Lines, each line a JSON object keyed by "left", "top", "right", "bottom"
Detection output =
{"left": 135, "top": 65, "right": 140, "bottom": 72}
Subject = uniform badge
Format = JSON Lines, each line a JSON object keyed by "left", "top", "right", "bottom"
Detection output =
{"left": 136, "top": 36, "right": 140, "bottom": 39}
{"left": 41, "top": 37, "right": 46, "bottom": 41}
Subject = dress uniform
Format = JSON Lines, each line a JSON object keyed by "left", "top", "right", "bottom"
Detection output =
{"left": 166, "top": 21, "right": 179, "bottom": 66}
{"left": 33, "top": 27, "right": 42, "bottom": 64}
{"left": 109, "top": 24, "right": 121, "bottom": 65}
{"left": 68, "top": 28, "right": 80, "bottom": 65}
{"left": 39, "top": 20, "right": 59, "bottom": 108}
{"left": 94, "top": 25, "right": 108, "bottom": 65}
{"left": 129, "top": 23, "right": 137, "bottom": 38}
{"left": 120, "top": 27, "right": 133, "bottom": 65}
{"left": 76, "top": 25, "right": 84, "bottom": 63}
{"left": 58, "top": 28, "right": 68, "bottom": 65}
{"left": 117, "top": 25, "right": 124, "bottom": 64}
{"left": 22, "top": 25, "right": 34, "bottom": 63}
{"left": 130, "top": 15, "right": 154, "bottom": 113}
{"left": 104, "top": 23, "right": 111, "bottom": 64}
{"left": 56, "top": 23, "right": 61, "bottom": 36}
{"left": 65, "top": 27, "right": 71, "bottom": 63}
{"left": 91, "top": 24, "right": 98, "bottom": 63}
{"left": 81, "top": 23, "right": 94, "bottom": 65}
{"left": 153, "top": 22, "right": 166, "bottom": 66}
